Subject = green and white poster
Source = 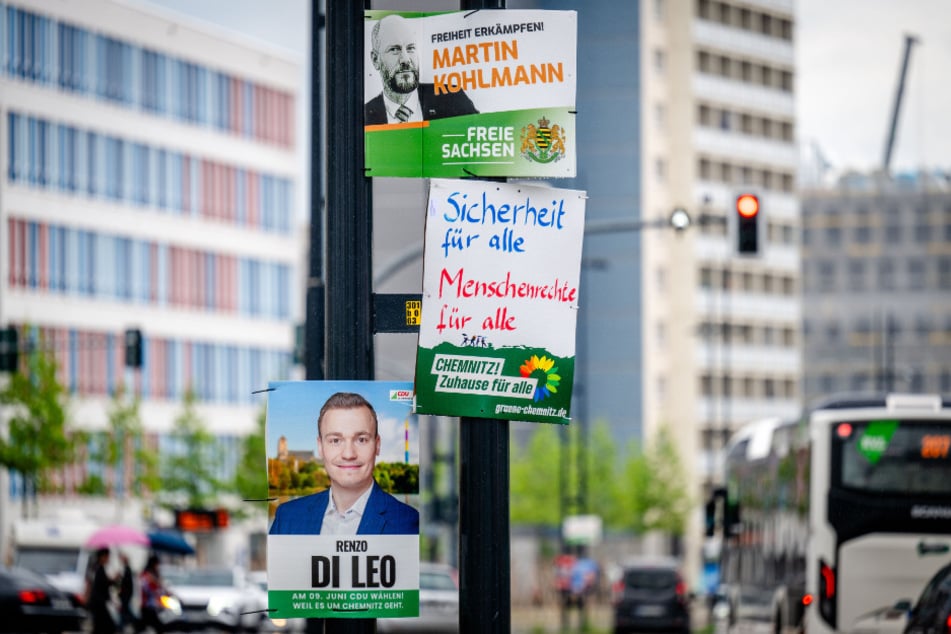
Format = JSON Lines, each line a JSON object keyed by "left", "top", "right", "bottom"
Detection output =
{"left": 414, "top": 179, "right": 586, "bottom": 424}
{"left": 364, "top": 9, "right": 577, "bottom": 178}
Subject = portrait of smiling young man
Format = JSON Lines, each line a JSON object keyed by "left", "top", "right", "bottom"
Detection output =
{"left": 268, "top": 392, "right": 419, "bottom": 536}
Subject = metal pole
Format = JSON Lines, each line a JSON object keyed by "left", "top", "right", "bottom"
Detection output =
{"left": 325, "top": 0, "right": 373, "bottom": 382}
{"left": 324, "top": 0, "right": 373, "bottom": 632}
{"left": 456, "top": 1, "right": 509, "bottom": 632}
{"left": 305, "top": 0, "right": 325, "bottom": 381}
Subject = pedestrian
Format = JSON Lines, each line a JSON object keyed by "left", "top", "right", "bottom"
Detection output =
{"left": 117, "top": 552, "right": 136, "bottom": 633}
{"left": 139, "top": 555, "right": 167, "bottom": 633}
{"left": 88, "top": 547, "right": 117, "bottom": 634}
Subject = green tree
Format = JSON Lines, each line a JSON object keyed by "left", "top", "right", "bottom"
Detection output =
{"left": 510, "top": 424, "right": 563, "bottom": 527}
{"left": 234, "top": 406, "right": 267, "bottom": 515}
{"left": 585, "top": 421, "right": 622, "bottom": 525}
{"left": 99, "top": 384, "right": 160, "bottom": 501}
{"left": 160, "top": 389, "right": 226, "bottom": 510}
{"left": 619, "top": 425, "right": 692, "bottom": 535}
{"left": 0, "top": 343, "right": 74, "bottom": 517}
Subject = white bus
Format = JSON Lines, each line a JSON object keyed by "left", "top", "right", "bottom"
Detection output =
{"left": 708, "top": 394, "right": 951, "bottom": 634}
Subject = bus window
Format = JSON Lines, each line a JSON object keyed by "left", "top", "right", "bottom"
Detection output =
{"left": 836, "top": 421, "right": 951, "bottom": 495}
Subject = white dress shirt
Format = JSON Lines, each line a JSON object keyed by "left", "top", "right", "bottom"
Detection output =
{"left": 320, "top": 483, "right": 374, "bottom": 535}
{"left": 382, "top": 91, "right": 423, "bottom": 124}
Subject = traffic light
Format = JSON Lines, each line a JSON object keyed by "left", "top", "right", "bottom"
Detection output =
{"left": 0, "top": 326, "right": 19, "bottom": 373}
{"left": 124, "top": 328, "right": 143, "bottom": 368}
{"left": 735, "top": 193, "right": 761, "bottom": 255}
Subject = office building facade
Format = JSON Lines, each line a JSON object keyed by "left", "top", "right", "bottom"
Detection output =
{"left": 500, "top": 0, "right": 801, "bottom": 581}
{"left": 801, "top": 172, "right": 951, "bottom": 403}
{"left": 0, "top": 0, "right": 301, "bottom": 562}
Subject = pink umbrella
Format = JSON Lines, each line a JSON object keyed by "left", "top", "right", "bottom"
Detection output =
{"left": 84, "top": 524, "right": 150, "bottom": 549}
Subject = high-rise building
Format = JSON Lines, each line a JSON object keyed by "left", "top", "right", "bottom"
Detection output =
{"left": 801, "top": 171, "right": 951, "bottom": 402}
{"left": 501, "top": 0, "right": 801, "bottom": 582}
{"left": 0, "top": 0, "right": 301, "bottom": 563}
{"left": 370, "top": 0, "right": 801, "bottom": 585}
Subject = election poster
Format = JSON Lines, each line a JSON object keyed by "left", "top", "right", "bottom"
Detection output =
{"left": 414, "top": 179, "right": 586, "bottom": 424}
{"left": 364, "top": 9, "right": 577, "bottom": 178}
{"left": 266, "top": 381, "right": 420, "bottom": 619}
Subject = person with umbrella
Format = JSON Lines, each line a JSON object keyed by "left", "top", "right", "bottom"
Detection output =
{"left": 117, "top": 552, "right": 136, "bottom": 632}
{"left": 87, "top": 547, "right": 118, "bottom": 634}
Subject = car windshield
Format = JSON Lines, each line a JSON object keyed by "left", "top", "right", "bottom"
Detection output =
{"left": 421, "top": 571, "right": 456, "bottom": 591}
{"left": 623, "top": 569, "right": 677, "bottom": 590}
{"left": 166, "top": 569, "right": 235, "bottom": 587}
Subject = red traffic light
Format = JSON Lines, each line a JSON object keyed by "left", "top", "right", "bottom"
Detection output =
{"left": 736, "top": 194, "right": 760, "bottom": 218}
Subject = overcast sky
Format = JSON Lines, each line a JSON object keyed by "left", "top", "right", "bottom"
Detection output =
{"left": 135, "top": 0, "right": 951, "bottom": 175}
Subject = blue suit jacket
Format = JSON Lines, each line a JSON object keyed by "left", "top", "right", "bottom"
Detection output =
{"left": 269, "top": 482, "right": 419, "bottom": 535}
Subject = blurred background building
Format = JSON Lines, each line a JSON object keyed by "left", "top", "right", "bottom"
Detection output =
{"left": 371, "top": 0, "right": 802, "bottom": 585}
{"left": 0, "top": 0, "right": 302, "bottom": 564}
{"left": 800, "top": 170, "right": 951, "bottom": 403}
{"left": 24, "top": 0, "right": 951, "bottom": 597}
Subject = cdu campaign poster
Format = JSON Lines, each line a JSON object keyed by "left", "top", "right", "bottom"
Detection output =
{"left": 364, "top": 9, "right": 577, "bottom": 178}
{"left": 414, "top": 179, "right": 586, "bottom": 424}
{"left": 265, "top": 381, "right": 420, "bottom": 619}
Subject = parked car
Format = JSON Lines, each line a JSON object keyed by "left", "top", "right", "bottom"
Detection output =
{"left": 612, "top": 557, "right": 691, "bottom": 634}
{"left": 904, "top": 561, "right": 951, "bottom": 634}
{"left": 163, "top": 566, "right": 267, "bottom": 632}
{"left": 377, "top": 562, "right": 459, "bottom": 633}
{"left": 0, "top": 565, "right": 87, "bottom": 634}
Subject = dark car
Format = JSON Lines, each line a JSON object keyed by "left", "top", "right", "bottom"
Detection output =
{"left": 0, "top": 565, "right": 87, "bottom": 633}
{"left": 612, "top": 557, "right": 691, "bottom": 634}
{"left": 904, "top": 561, "right": 951, "bottom": 634}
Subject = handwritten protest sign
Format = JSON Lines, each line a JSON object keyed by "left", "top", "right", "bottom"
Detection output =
{"left": 414, "top": 179, "right": 585, "bottom": 424}
{"left": 364, "top": 10, "right": 577, "bottom": 178}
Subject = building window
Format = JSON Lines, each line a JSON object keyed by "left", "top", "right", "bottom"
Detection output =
{"left": 698, "top": 50, "right": 712, "bottom": 73}
{"left": 939, "top": 257, "right": 951, "bottom": 290}
{"left": 851, "top": 372, "right": 870, "bottom": 392}
{"left": 700, "top": 266, "right": 713, "bottom": 288}
{"left": 908, "top": 259, "right": 926, "bottom": 290}
{"left": 818, "top": 261, "right": 836, "bottom": 292}
{"left": 885, "top": 226, "right": 903, "bottom": 247}
{"left": 654, "top": 48, "right": 667, "bottom": 75}
{"left": 848, "top": 260, "right": 866, "bottom": 291}
{"left": 655, "top": 102, "right": 667, "bottom": 130}
{"left": 826, "top": 226, "right": 842, "bottom": 246}
{"left": 826, "top": 321, "right": 840, "bottom": 344}
{"left": 854, "top": 225, "right": 872, "bottom": 244}
{"left": 879, "top": 259, "right": 895, "bottom": 290}
{"left": 699, "top": 158, "right": 712, "bottom": 180}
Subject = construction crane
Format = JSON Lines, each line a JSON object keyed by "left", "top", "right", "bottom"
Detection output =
{"left": 882, "top": 34, "right": 919, "bottom": 174}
